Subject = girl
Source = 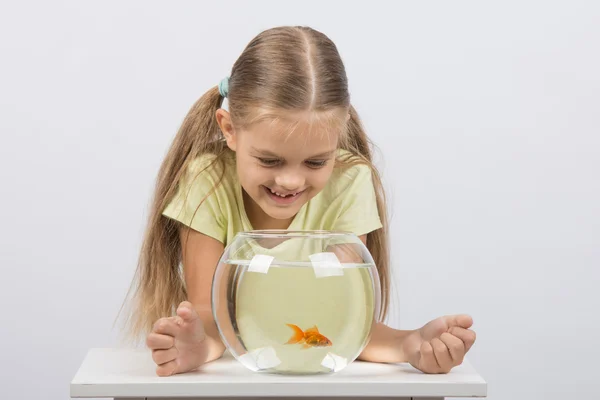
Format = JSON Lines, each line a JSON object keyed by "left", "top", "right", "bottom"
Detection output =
{"left": 120, "top": 26, "right": 476, "bottom": 377}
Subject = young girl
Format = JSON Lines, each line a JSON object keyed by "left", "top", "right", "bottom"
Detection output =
{"left": 120, "top": 26, "right": 476, "bottom": 377}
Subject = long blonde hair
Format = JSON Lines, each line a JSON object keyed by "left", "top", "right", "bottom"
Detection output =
{"left": 118, "top": 26, "right": 390, "bottom": 343}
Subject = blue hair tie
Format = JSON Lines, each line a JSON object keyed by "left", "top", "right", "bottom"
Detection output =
{"left": 218, "top": 76, "right": 230, "bottom": 98}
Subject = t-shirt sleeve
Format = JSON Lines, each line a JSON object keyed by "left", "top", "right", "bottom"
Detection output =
{"left": 331, "top": 163, "right": 383, "bottom": 236}
{"left": 161, "top": 157, "right": 227, "bottom": 243}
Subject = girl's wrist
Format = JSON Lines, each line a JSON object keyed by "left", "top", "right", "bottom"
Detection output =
{"left": 392, "top": 327, "right": 414, "bottom": 363}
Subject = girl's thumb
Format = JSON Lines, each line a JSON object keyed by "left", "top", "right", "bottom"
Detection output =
{"left": 176, "top": 301, "right": 198, "bottom": 323}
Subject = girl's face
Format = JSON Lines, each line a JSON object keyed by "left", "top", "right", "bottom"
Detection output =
{"left": 217, "top": 110, "right": 342, "bottom": 229}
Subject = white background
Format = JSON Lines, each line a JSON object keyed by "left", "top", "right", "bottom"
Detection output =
{"left": 1, "top": 1, "right": 599, "bottom": 399}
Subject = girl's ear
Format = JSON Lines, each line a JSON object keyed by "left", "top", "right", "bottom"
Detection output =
{"left": 216, "top": 109, "right": 237, "bottom": 151}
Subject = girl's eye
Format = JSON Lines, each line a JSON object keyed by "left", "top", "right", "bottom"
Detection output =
{"left": 257, "top": 158, "right": 280, "bottom": 166}
{"left": 305, "top": 160, "right": 327, "bottom": 168}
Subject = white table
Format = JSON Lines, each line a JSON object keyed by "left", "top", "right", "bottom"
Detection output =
{"left": 70, "top": 348, "right": 487, "bottom": 400}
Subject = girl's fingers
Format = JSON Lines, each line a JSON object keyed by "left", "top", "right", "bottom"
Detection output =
{"left": 147, "top": 316, "right": 180, "bottom": 350}
{"left": 445, "top": 314, "right": 473, "bottom": 330}
{"left": 146, "top": 332, "right": 175, "bottom": 350}
{"left": 155, "top": 359, "right": 179, "bottom": 377}
{"left": 448, "top": 326, "right": 477, "bottom": 352}
{"left": 419, "top": 341, "right": 440, "bottom": 373}
{"left": 431, "top": 338, "right": 453, "bottom": 372}
{"left": 152, "top": 346, "right": 179, "bottom": 365}
{"left": 153, "top": 316, "right": 180, "bottom": 337}
{"left": 440, "top": 332, "right": 465, "bottom": 364}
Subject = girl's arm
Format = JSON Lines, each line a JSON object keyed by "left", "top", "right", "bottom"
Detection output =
{"left": 179, "top": 226, "right": 227, "bottom": 363}
{"left": 358, "top": 322, "right": 412, "bottom": 363}
{"left": 351, "top": 235, "right": 476, "bottom": 372}
{"left": 346, "top": 234, "right": 410, "bottom": 364}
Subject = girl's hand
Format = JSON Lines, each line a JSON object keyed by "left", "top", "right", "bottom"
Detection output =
{"left": 402, "top": 314, "right": 476, "bottom": 374}
{"left": 145, "top": 301, "right": 209, "bottom": 376}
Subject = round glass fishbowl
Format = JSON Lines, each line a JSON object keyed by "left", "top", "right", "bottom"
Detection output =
{"left": 211, "top": 230, "right": 381, "bottom": 375}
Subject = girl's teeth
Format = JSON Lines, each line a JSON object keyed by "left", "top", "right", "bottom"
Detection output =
{"left": 269, "top": 188, "right": 297, "bottom": 197}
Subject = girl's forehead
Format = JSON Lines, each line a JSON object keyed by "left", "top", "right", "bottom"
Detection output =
{"left": 240, "top": 115, "right": 340, "bottom": 156}
{"left": 250, "top": 119, "right": 340, "bottom": 148}
{"left": 244, "top": 109, "right": 347, "bottom": 139}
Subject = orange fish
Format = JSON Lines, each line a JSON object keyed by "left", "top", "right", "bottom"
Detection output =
{"left": 285, "top": 323, "right": 333, "bottom": 349}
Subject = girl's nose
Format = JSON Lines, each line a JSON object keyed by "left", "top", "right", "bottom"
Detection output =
{"left": 275, "top": 171, "right": 305, "bottom": 191}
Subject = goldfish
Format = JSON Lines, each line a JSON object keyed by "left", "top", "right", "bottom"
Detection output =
{"left": 285, "top": 323, "right": 333, "bottom": 349}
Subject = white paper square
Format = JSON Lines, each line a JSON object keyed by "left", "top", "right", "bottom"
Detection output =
{"left": 321, "top": 352, "right": 348, "bottom": 372}
{"left": 248, "top": 254, "right": 274, "bottom": 274}
{"left": 309, "top": 252, "right": 344, "bottom": 278}
{"left": 253, "top": 346, "right": 282, "bottom": 369}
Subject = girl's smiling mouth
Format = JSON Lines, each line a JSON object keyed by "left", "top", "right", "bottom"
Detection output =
{"left": 262, "top": 185, "right": 305, "bottom": 204}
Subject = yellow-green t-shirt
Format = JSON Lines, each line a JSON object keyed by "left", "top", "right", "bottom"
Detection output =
{"left": 162, "top": 150, "right": 382, "bottom": 247}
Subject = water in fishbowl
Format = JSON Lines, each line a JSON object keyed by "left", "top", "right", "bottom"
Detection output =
{"left": 224, "top": 259, "right": 376, "bottom": 374}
